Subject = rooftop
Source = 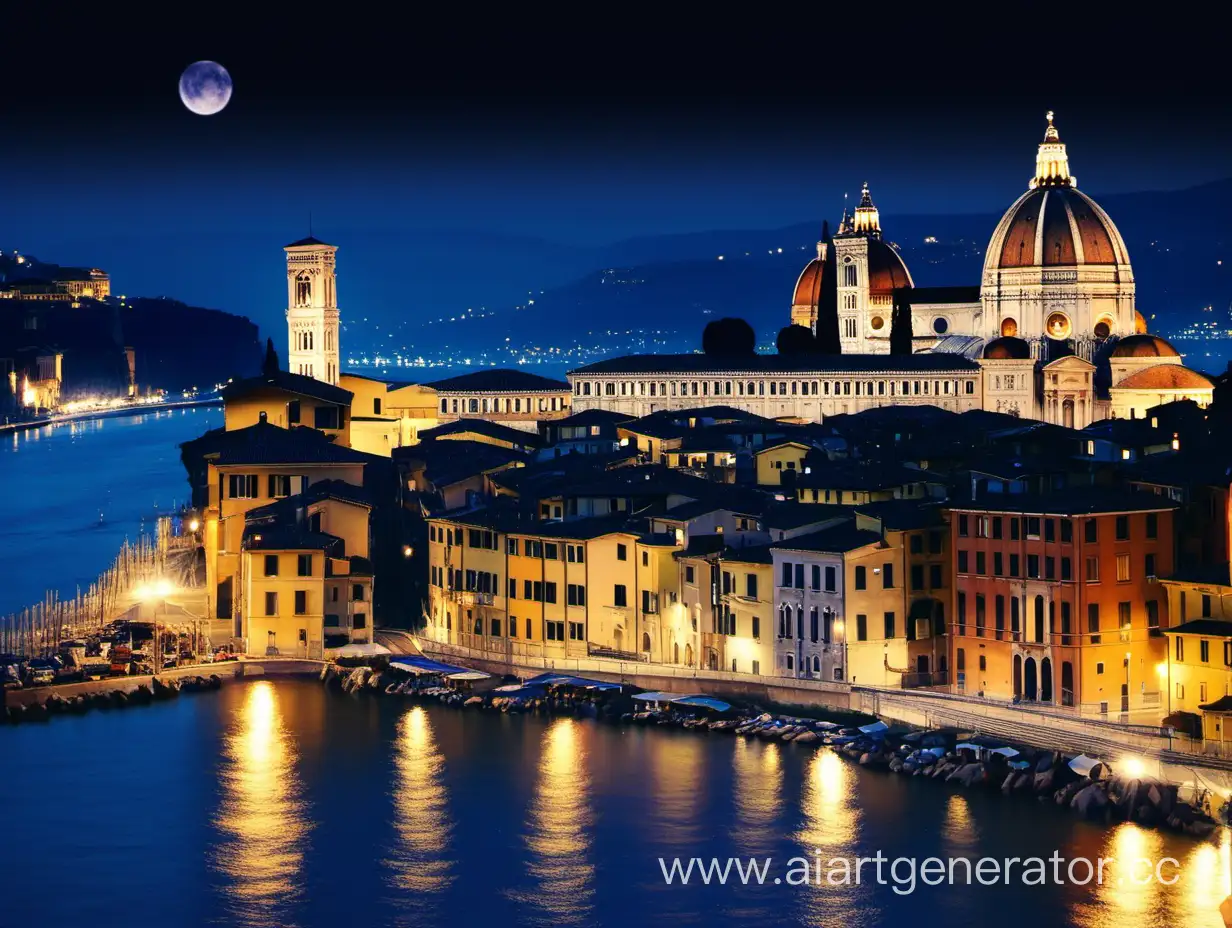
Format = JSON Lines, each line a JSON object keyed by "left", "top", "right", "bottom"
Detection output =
{"left": 772, "top": 523, "right": 883, "bottom": 555}
{"left": 570, "top": 352, "right": 981, "bottom": 376}
{"left": 1166, "top": 619, "right": 1232, "bottom": 638}
{"left": 427, "top": 369, "right": 570, "bottom": 394}
{"left": 952, "top": 488, "right": 1179, "bottom": 516}
{"left": 419, "top": 418, "right": 542, "bottom": 448}
{"left": 221, "top": 370, "right": 353, "bottom": 407}
{"left": 208, "top": 422, "right": 373, "bottom": 467}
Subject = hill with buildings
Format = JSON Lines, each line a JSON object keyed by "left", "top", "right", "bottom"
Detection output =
{"left": 1, "top": 251, "right": 262, "bottom": 401}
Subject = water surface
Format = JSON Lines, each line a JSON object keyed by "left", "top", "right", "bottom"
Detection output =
{"left": 1, "top": 679, "right": 1226, "bottom": 928}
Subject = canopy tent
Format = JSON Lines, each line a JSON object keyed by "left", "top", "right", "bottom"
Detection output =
{"left": 1068, "top": 754, "right": 1104, "bottom": 778}
{"left": 333, "top": 642, "right": 391, "bottom": 657}
{"left": 631, "top": 691, "right": 679, "bottom": 703}
{"left": 858, "top": 720, "right": 889, "bottom": 736}
{"left": 390, "top": 656, "right": 489, "bottom": 679}
{"left": 520, "top": 672, "right": 622, "bottom": 691}
{"left": 671, "top": 695, "right": 732, "bottom": 713}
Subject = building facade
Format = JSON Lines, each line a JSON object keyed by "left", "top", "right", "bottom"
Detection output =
{"left": 948, "top": 492, "right": 1176, "bottom": 719}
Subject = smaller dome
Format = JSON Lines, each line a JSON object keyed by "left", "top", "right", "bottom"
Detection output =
{"left": 1110, "top": 334, "right": 1179, "bottom": 359}
{"left": 792, "top": 257, "right": 825, "bottom": 306}
{"left": 1116, "top": 365, "right": 1212, "bottom": 390}
{"left": 983, "top": 336, "right": 1032, "bottom": 360}
{"left": 1134, "top": 311, "right": 1148, "bottom": 334}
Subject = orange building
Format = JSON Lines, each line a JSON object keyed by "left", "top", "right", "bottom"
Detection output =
{"left": 948, "top": 490, "right": 1176, "bottom": 721}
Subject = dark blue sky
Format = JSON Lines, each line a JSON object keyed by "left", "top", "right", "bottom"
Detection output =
{"left": 3, "top": 12, "right": 1230, "bottom": 338}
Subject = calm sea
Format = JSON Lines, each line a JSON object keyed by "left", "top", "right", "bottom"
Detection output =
{"left": 0, "top": 407, "right": 221, "bottom": 616}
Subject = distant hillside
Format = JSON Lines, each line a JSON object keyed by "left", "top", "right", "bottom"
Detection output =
{"left": 0, "top": 295, "right": 261, "bottom": 397}
{"left": 466, "top": 178, "right": 1232, "bottom": 352}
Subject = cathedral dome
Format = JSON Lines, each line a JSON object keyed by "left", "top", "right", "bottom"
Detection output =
{"left": 986, "top": 186, "right": 1128, "bottom": 270}
{"left": 866, "top": 239, "right": 912, "bottom": 296}
{"left": 793, "top": 256, "right": 826, "bottom": 306}
{"left": 983, "top": 335, "right": 1031, "bottom": 360}
{"left": 1116, "top": 365, "right": 1211, "bottom": 390}
{"left": 983, "top": 113, "right": 1130, "bottom": 273}
{"left": 1110, "top": 333, "right": 1180, "bottom": 358}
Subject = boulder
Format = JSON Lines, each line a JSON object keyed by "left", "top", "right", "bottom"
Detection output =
{"left": 1071, "top": 783, "right": 1110, "bottom": 818}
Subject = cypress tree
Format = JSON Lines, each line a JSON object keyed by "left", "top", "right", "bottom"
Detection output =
{"left": 262, "top": 337, "right": 281, "bottom": 375}
{"left": 890, "top": 288, "right": 914, "bottom": 355}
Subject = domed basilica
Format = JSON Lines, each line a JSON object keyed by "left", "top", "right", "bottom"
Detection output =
{"left": 569, "top": 115, "right": 1213, "bottom": 427}
{"left": 789, "top": 113, "right": 1214, "bottom": 427}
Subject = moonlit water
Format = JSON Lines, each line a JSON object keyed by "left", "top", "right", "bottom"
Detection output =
{"left": 0, "top": 407, "right": 220, "bottom": 615}
{"left": 0, "top": 679, "right": 1227, "bottom": 928}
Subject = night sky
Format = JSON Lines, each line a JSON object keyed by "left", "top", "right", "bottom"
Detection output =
{"left": 3, "top": 13, "right": 1230, "bottom": 337}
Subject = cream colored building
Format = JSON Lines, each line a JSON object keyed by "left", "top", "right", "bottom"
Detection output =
{"left": 429, "top": 369, "right": 571, "bottom": 433}
{"left": 285, "top": 236, "right": 341, "bottom": 385}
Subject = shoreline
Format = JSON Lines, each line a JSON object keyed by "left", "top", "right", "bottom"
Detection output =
{"left": 0, "top": 396, "right": 222, "bottom": 436}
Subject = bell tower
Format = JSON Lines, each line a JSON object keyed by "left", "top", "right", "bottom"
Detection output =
{"left": 284, "top": 236, "right": 340, "bottom": 385}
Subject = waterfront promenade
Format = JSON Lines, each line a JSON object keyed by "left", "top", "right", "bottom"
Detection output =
{"left": 391, "top": 631, "right": 1232, "bottom": 788}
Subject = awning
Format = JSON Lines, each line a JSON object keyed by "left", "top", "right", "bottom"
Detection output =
{"left": 859, "top": 720, "right": 889, "bottom": 735}
{"left": 333, "top": 642, "right": 391, "bottom": 657}
{"left": 1199, "top": 695, "right": 1232, "bottom": 713}
{"left": 390, "top": 655, "right": 489, "bottom": 679}
{"left": 672, "top": 695, "right": 732, "bottom": 713}
{"left": 521, "top": 672, "right": 622, "bottom": 691}
{"left": 632, "top": 691, "right": 678, "bottom": 703}
{"left": 1068, "top": 754, "right": 1102, "bottom": 777}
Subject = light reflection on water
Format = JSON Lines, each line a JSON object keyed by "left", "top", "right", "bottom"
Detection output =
{"left": 386, "top": 706, "right": 454, "bottom": 895}
{"left": 732, "top": 738, "right": 782, "bottom": 854}
{"left": 519, "top": 717, "right": 595, "bottom": 926}
{"left": 794, "top": 749, "right": 872, "bottom": 927}
{"left": 212, "top": 680, "right": 310, "bottom": 927}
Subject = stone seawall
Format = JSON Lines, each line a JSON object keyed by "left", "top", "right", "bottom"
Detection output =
{"left": 4, "top": 658, "right": 323, "bottom": 708}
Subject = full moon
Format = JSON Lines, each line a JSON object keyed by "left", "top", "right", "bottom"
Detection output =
{"left": 178, "top": 61, "right": 232, "bottom": 116}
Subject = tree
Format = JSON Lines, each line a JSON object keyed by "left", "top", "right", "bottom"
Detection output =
{"left": 262, "top": 337, "right": 281, "bottom": 375}
{"left": 890, "top": 288, "right": 914, "bottom": 355}
{"left": 702, "top": 317, "right": 756, "bottom": 356}
{"left": 777, "top": 324, "right": 817, "bottom": 355}
{"left": 815, "top": 220, "right": 841, "bottom": 353}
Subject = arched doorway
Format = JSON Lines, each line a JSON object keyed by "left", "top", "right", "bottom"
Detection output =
{"left": 1034, "top": 596, "right": 1045, "bottom": 643}
{"left": 1024, "top": 657, "right": 1038, "bottom": 701}
{"left": 1061, "top": 661, "right": 1074, "bottom": 706}
{"left": 673, "top": 642, "right": 680, "bottom": 664}
{"left": 1062, "top": 398, "right": 1075, "bottom": 429}
{"left": 641, "top": 632, "right": 652, "bottom": 654}
{"left": 1040, "top": 657, "right": 1053, "bottom": 702}
{"left": 707, "top": 649, "right": 719, "bottom": 671}
{"left": 1013, "top": 654, "right": 1022, "bottom": 698}
{"left": 613, "top": 628, "right": 623, "bottom": 652}
{"left": 685, "top": 644, "right": 694, "bottom": 667}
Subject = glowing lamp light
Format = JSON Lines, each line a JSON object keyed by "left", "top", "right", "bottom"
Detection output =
{"left": 1121, "top": 757, "right": 1147, "bottom": 779}
{"left": 1155, "top": 662, "right": 1168, "bottom": 678}
{"left": 188, "top": 519, "right": 201, "bottom": 532}
{"left": 402, "top": 545, "right": 414, "bottom": 558}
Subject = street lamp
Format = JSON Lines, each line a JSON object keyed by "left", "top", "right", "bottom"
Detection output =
{"left": 135, "top": 579, "right": 176, "bottom": 673}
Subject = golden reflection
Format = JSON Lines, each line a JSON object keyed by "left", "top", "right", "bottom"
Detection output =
{"left": 1093, "top": 823, "right": 1165, "bottom": 922}
{"left": 649, "top": 735, "right": 703, "bottom": 843}
{"left": 795, "top": 749, "right": 865, "bottom": 924}
{"left": 522, "top": 718, "right": 594, "bottom": 924}
{"left": 213, "top": 681, "right": 308, "bottom": 927}
{"left": 386, "top": 706, "right": 454, "bottom": 892}
{"left": 942, "top": 794, "right": 978, "bottom": 852}
{"left": 1183, "top": 828, "right": 1231, "bottom": 918}
{"left": 732, "top": 739, "right": 782, "bottom": 851}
